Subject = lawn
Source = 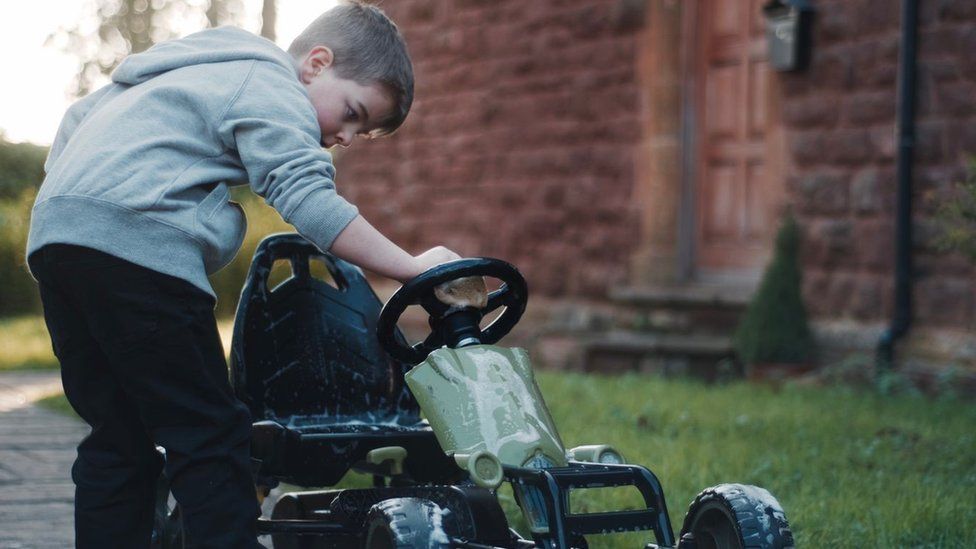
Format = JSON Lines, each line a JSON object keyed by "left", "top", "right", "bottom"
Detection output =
{"left": 537, "top": 373, "right": 976, "bottom": 548}
{"left": 14, "top": 314, "right": 976, "bottom": 547}
{"left": 35, "top": 371, "right": 976, "bottom": 547}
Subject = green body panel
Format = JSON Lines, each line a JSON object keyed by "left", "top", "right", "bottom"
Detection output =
{"left": 405, "top": 345, "right": 568, "bottom": 468}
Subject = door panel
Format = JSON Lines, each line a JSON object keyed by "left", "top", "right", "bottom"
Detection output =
{"left": 695, "top": 0, "right": 782, "bottom": 279}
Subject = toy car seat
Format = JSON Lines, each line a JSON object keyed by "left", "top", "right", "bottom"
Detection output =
{"left": 229, "top": 233, "right": 460, "bottom": 487}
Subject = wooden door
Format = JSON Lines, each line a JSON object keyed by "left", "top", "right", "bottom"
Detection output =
{"left": 694, "top": 0, "right": 782, "bottom": 280}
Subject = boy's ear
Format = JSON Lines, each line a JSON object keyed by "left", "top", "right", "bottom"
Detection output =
{"left": 300, "top": 46, "right": 335, "bottom": 83}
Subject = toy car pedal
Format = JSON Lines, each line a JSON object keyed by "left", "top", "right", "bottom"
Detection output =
{"left": 366, "top": 446, "right": 408, "bottom": 475}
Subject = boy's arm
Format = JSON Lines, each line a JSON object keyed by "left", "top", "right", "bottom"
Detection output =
{"left": 330, "top": 215, "right": 460, "bottom": 282}
{"left": 219, "top": 62, "right": 459, "bottom": 280}
{"left": 217, "top": 62, "right": 359, "bottom": 255}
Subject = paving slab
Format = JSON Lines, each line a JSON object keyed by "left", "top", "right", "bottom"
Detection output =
{"left": 0, "top": 371, "right": 282, "bottom": 548}
{"left": 0, "top": 371, "right": 84, "bottom": 548}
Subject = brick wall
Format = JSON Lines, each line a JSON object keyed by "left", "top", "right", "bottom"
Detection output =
{"left": 782, "top": 0, "right": 976, "bottom": 332}
{"left": 336, "top": 0, "right": 975, "bottom": 341}
{"left": 335, "top": 0, "right": 647, "bottom": 298}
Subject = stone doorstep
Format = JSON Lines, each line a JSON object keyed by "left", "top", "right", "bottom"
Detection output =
{"left": 584, "top": 331, "right": 733, "bottom": 355}
{"left": 578, "top": 331, "right": 735, "bottom": 378}
{"left": 609, "top": 283, "right": 755, "bottom": 310}
{"left": 607, "top": 283, "right": 755, "bottom": 336}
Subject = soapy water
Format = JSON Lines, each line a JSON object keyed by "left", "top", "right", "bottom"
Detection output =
{"left": 425, "top": 346, "right": 563, "bottom": 463}
{"left": 428, "top": 504, "right": 452, "bottom": 546}
{"left": 277, "top": 412, "right": 427, "bottom": 433}
{"left": 712, "top": 483, "right": 788, "bottom": 539}
{"left": 370, "top": 498, "right": 453, "bottom": 547}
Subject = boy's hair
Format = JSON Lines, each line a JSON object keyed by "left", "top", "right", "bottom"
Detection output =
{"left": 288, "top": 1, "right": 413, "bottom": 137}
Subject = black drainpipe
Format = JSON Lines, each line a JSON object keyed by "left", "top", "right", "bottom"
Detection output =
{"left": 876, "top": 0, "right": 918, "bottom": 375}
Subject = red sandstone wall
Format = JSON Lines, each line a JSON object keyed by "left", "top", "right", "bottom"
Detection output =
{"left": 782, "top": 0, "right": 976, "bottom": 330}
{"left": 335, "top": 0, "right": 646, "bottom": 297}
{"left": 338, "top": 0, "right": 975, "bottom": 333}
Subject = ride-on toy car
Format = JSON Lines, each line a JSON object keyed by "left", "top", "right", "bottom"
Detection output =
{"left": 153, "top": 233, "right": 795, "bottom": 548}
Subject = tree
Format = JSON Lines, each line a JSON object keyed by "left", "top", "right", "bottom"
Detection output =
{"left": 260, "top": 0, "right": 277, "bottom": 41}
{"left": 49, "top": 0, "right": 246, "bottom": 98}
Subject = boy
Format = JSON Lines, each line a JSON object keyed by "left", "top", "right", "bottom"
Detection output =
{"left": 26, "top": 2, "right": 457, "bottom": 547}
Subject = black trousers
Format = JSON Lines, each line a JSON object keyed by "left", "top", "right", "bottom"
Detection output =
{"left": 29, "top": 244, "right": 261, "bottom": 548}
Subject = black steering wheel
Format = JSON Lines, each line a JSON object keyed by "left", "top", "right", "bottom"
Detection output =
{"left": 377, "top": 258, "right": 528, "bottom": 364}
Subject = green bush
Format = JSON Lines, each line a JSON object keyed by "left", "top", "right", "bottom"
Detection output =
{"left": 0, "top": 137, "right": 48, "bottom": 316}
{"left": 0, "top": 188, "right": 43, "bottom": 316}
{"left": 732, "top": 213, "right": 814, "bottom": 365}
{"left": 0, "top": 137, "right": 47, "bottom": 200}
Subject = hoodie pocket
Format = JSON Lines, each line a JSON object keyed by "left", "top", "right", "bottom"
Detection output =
{"left": 194, "top": 182, "right": 247, "bottom": 274}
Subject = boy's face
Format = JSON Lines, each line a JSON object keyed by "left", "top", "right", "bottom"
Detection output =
{"left": 299, "top": 46, "right": 394, "bottom": 149}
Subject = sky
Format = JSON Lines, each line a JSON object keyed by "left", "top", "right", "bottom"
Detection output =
{"left": 0, "top": 0, "right": 337, "bottom": 146}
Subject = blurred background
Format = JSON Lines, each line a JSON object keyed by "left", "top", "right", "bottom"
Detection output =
{"left": 1, "top": 1, "right": 975, "bottom": 546}
{"left": 2, "top": 0, "right": 973, "bottom": 386}
{"left": 0, "top": 0, "right": 337, "bottom": 321}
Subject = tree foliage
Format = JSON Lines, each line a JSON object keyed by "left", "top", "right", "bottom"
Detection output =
{"left": 0, "top": 136, "right": 47, "bottom": 315}
{"left": 732, "top": 213, "right": 815, "bottom": 365}
{"left": 0, "top": 136, "right": 48, "bottom": 200}
{"left": 48, "top": 0, "right": 253, "bottom": 97}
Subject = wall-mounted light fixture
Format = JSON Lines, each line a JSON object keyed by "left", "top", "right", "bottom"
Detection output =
{"left": 762, "top": 0, "right": 815, "bottom": 72}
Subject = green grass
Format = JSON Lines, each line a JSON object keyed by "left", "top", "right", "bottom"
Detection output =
{"left": 36, "top": 370, "right": 976, "bottom": 547}
{"left": 0, "top": 315, "right": 59, "bottom": 370}
{"left": 537, "top": 372, "right": 976, "bottom": 548}
{"left": 36, "top": 391, "right": 76, "bottom": 416}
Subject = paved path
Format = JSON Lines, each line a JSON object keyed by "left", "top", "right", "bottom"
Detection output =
{"left": 0, "top": 371, "right": 281, "bottom": 548}
{"left": 0, "top": 371, "right": 81, "bottom": 548}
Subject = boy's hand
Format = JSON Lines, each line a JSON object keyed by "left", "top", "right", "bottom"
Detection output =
{"left": 411, "top": 246, "right": 461, "bottom": 278}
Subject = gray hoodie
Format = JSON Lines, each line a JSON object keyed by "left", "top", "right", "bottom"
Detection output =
{"left": 27, "top": 27, "right": 359, "bottom": 300}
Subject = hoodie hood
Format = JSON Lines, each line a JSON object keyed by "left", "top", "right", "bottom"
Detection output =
{"left": 112, "top": 26, "right": 297, "bottom": 85}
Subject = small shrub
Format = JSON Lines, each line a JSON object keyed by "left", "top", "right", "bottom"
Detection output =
{"left": 732, "top": 213, "right": 814, "bottom": 365}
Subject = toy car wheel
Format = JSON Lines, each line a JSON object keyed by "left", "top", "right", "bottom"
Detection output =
{"left": 679, "top": 484, "right": 794, "bottom": 549}
{"left": 364, "top": 497, "right": 452, "bottom": 549}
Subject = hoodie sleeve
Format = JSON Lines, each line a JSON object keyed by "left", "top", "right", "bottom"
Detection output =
{"left": 216, "top": 60, "right": 359, "bottom": 251}
{"left": 45, "top": 84, "right": 114, "bottom": 173}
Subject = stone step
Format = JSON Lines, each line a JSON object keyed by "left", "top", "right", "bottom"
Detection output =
{"left": 610, "top": 283, "right": 755, "bottom": 309}
{"left": 580, "top": 331, "right": 737, "bottom": 381}
{"left": 609, "top": 284, "right": 755, "bottom": 334}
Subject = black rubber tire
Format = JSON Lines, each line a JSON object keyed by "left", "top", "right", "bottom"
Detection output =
{"left": 679, "top": 484, "right": 794, "bottom": 549}
{"left": 363, "top": 497, "right": 452, "bottom": 549}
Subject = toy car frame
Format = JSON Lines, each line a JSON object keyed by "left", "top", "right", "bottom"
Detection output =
{"left": 152, "top": 233, "right": 794, "bottom": 549}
